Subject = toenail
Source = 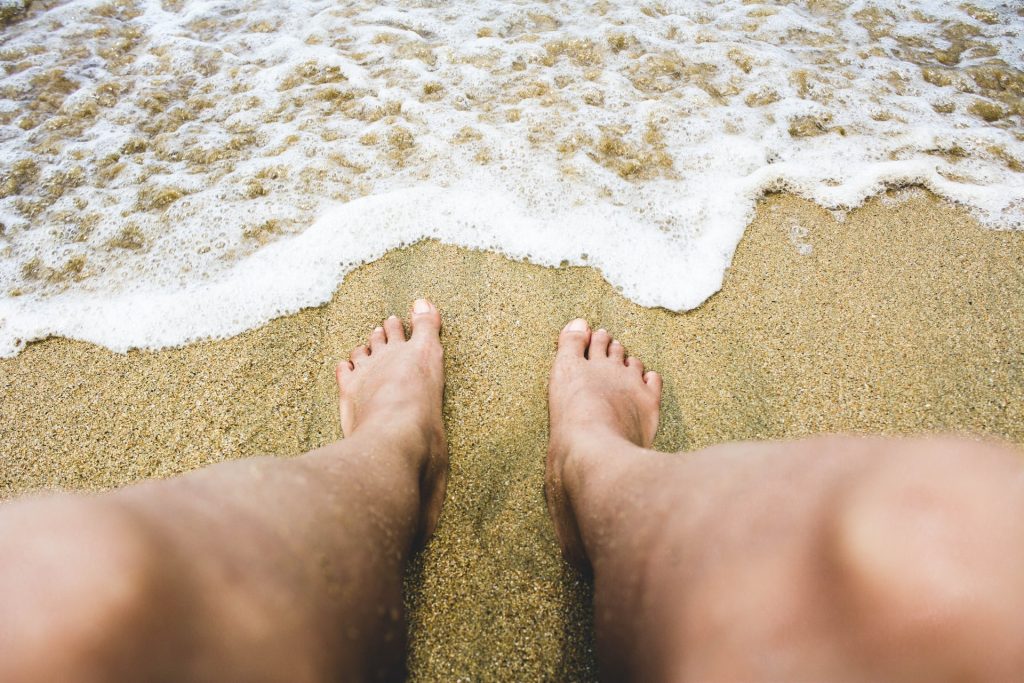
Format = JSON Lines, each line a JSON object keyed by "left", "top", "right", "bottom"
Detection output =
{"left": 375, "top": 326, "right": 384, "bottom": 332}
{"left": 565, "top": 318, "right": 587, "bottom": 332}
{"left": 388, "top": 315, "right": 398, "bottom": 320}
{"left": 597, "top": 328, "right": 607, "bottom": 335}
{"left": 413, "top": 299, "right": 431, "bottom": 314}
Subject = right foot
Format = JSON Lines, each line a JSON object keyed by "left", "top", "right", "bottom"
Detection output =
{"left": 335, "top": 299, "right": 448, "bottom": 545}
{"left": 546, "top": 319, "right": 662, "bottom": 567}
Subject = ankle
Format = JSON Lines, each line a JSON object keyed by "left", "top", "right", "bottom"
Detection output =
{"left": 552, "top": 428, "right": 643, "bottom": 503}
{"left": 553, "top": 422, "right": 641, "bottom": 463}
{"left": 344, "top": 414, "right": 439, "bottom": 468}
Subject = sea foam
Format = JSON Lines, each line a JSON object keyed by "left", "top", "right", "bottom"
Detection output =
{"left": 0, "top": 0, "right": 1021, "bottom": 355}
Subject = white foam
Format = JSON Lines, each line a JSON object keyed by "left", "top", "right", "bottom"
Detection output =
{"left": 0, "top": 0, "right": 1022, "bottom": 356}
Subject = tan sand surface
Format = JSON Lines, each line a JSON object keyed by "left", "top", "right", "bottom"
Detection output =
{"left": 2, "top": 191, "right": 1023, "bottom": 680}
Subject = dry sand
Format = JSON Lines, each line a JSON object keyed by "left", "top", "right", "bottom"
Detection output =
{"left": 2, "top": 190, "right": 1023, "bottom": 680}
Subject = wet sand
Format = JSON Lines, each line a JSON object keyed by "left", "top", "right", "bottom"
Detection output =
{"left": 2, "top": 191, "right": 1023, "bottom": 680}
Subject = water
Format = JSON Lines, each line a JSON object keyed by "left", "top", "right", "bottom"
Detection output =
{"left": 0, "top": 0, "right": 1021, "bottom": 356}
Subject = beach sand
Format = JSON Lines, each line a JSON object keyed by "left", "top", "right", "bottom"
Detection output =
{"left": 2, "top": 190, "right": 1023, "bottom": 679}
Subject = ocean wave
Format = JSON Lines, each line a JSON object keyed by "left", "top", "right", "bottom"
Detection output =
{"left": 0, "top": 0, "right": 1021, "bottom": 355}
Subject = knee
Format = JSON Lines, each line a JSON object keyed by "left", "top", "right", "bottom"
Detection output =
{"left": 825, "top": 437, "right": 1024, "bottom": 673}
{"left": 0, "top": 496, "right": 164, "bottom": 680}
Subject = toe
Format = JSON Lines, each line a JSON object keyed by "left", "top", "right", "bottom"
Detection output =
{"left": 589, "top": 329, "right": 611, "bottom": 358}
{"left": 557, "top": 319, "right": 591, "bottom": 358}
{"left": 609, "top": 340, "right": 625, "bottom": 363}
{"left": 626, "top": 356, "right": 644, "bottom": 374}
{"left": 383, "top": 315, "right": 405, "bottom": 343}
{"left": 411, "top": 298, "right": 442, "bottom": 342}
{"left": 335, "top": 360, "right": 354, "bottom": 385}
{"left": 369, "top": 326, "right": 387, "bottom": 351}
{"left": 644, "top": 370, "right": 662, "bottom": 394}
{"left": 351, "top": 345, "right": 369, "bottom": 364}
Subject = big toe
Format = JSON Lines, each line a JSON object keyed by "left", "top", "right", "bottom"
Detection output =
{"left": 411, "top": 298, "right": 441, "bottom": 341}
{"left": 557, "top": 319, "right": 591, "bottom": 358}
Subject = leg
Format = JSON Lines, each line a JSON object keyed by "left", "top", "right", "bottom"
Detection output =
{"left": 546, "top": 319, "right": 1024, "bottom": 681}
{"left": 0, "top": 300, "right": 447, "bottom": 683}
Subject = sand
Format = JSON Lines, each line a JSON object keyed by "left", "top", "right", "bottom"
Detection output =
{"left": 2, "top": 190, "right": 1023, "bottom": 680}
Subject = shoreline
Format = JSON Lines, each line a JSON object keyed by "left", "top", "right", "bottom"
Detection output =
{"left": 2, "top": 191, "right": 1023, "bottom": 680}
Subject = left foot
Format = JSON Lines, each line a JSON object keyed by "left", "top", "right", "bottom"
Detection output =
{"left": 336, "top": 299, "right": 448, "bottom": 542}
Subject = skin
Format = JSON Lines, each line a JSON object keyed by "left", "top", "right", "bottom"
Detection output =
{"left": 0, "top": 299, "right": 447, "bottom": 683}
{"left": 546, "top": 318, "right": 1024, "bottom": 682}
{"left": 2, "top": 304, "right": 1024, "bottom": 681}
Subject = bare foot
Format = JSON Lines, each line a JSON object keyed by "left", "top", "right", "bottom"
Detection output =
{"left": 336, "top": 298, "right": 448, "bottom": 545}
{"left": 546, "top": 319, "right": 662, "bottom": 568}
